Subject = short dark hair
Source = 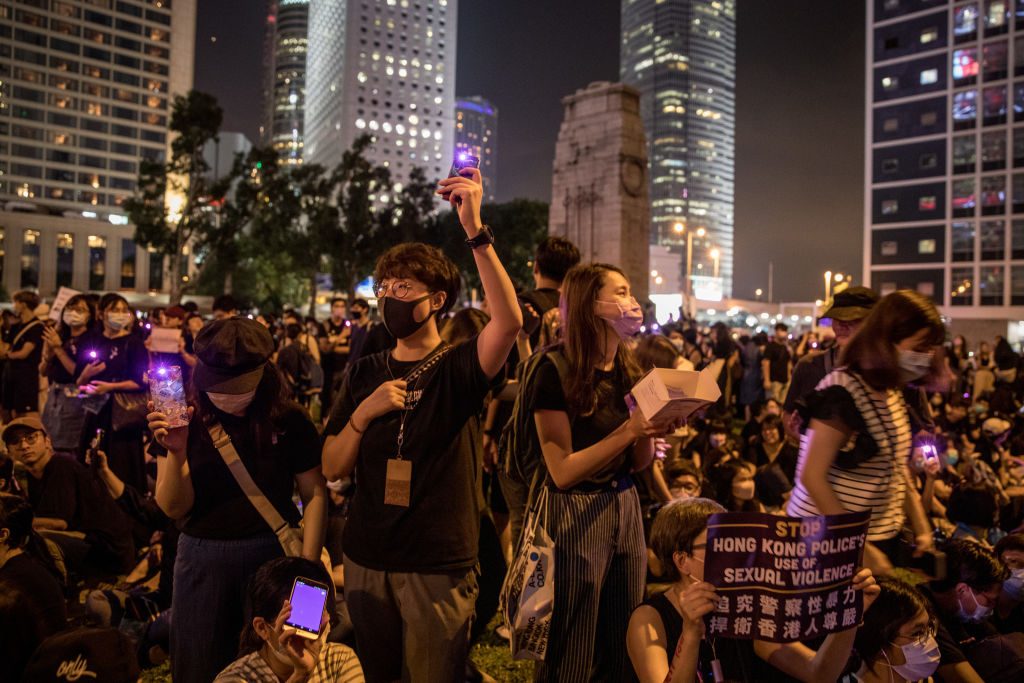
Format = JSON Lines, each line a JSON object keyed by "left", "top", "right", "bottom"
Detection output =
{"left": 931, "top": 538, "right": 1008, "bottom": 593}
{"left": 946, "top": 483, "right": 998, "bottom": 529}
{"left": 855, "top": 577, "right": 933, "bottom": 675}
{"left": 650, "top": 498, "right": 725, "bottom": 582}
{"left": 774, "top": 322, "right": 788, "bottom": 333}
{"left": 995, "top": 532, "right": 1024, "bottom": 559}
{"left": 350, "top": 298, "right": 369, "bottom": 309}
{"left": 373, "top": 243, "right": 461, "bottom": 315}
{"left": 284, "top": 323, "right": 303, "bottom": 341}
{"left": 330, "top": 297, "right": 347, "bottom": 308}
{"left": 534, "top": 236, "right": 580, "bottom": 283}
{"left": 12, "top": 290, "right": 40, "bottom": 311}
{"left": 635, "top": 335, "right": 680, "bottom": 372}
{"left": 238, "top": 557, "right": 335, "bottom": 656}
{"left": 212, "top": 294, "right": 238, "bottom": 313}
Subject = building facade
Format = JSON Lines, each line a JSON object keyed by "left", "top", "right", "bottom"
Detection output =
{"left": 455, "top": 95, "right": 496, "bottom": 202}
{"left": 549, "top": 82, "right": 651, "bottom": 300}
{"left": 263, "top": 0, "right": 307, "bottom": 164}
{"left": 865, "top": 0, "right": 1024, "bottom": 339}
{"left": 0, "top": 0, "right": 196, "bottom": 298}
{"left": 305, "top": 0, "right": 457, "bottom": 197}
{"left": 620, "top": 0, "right": 736, "bottom": 296}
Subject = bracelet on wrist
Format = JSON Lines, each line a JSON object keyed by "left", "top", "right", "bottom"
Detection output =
{"left": 348, "top": 416, "right": 366, "bottom": 434}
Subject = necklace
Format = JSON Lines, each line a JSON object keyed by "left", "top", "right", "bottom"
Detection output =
{"left": 384, "top": 342, "right": 451, "bottom": 460}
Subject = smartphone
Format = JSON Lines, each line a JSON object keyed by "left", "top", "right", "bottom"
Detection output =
{"left": 284, "top": 577, "right": 330, "bottom": 640}
{"left": 88, "top": 429, "right": 104, "bottom": 471}
{"left": 443, "top": 152, "right": 480, "bottom": 205}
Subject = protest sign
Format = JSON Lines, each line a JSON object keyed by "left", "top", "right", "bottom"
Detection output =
{"left": 703, "top": 510, "right": 869, "bottom": 643}
{"left": 149, "top": 327, "right": 182, "bottom": 354}
{"left": 49, "top": 287, "right": 81, "bottom": 322}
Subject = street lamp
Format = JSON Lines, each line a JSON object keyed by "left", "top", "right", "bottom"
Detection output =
{"left": 834, "top": 273, "right": 844, "bottom": 283}
{"left": 755, "top": 288, "right": 763, "bottom": 300}
{"left": 680, "top": 225, "right": 707, "bottom": 299}
{"left": 824, "top": 270, "right": 833, "bottom": 303}
{"left": 710, "top": 248, "right": 720, "bottom": 279}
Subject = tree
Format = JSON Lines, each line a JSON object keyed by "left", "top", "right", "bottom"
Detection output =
{"left": 124, "top": 90, "right": 223, "bottom": 305}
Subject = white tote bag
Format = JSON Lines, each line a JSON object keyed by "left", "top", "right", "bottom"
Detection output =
{"left": 499, "top": 487, "right": 556, "bottom": 661}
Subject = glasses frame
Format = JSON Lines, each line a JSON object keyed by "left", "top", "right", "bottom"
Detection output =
{"left": 6, "top": 431, "right": 42, "bottom": 449}
{"left": 373, "top": 280, "right": 415, "bottom": 300}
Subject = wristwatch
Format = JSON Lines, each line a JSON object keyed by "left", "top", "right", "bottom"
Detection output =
{"left": 465, "top": 225, "right": 495, "bottom": 250}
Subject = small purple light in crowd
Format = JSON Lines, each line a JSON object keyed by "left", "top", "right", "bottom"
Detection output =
{"left": 458, "top": 153, "right": 467, "bottom": 162}
{"left": 88, "top": 350, "right": 97, "bottom": 359}
{"left": 157, "top": 367, "right": 167, "bottom": 377}
{"left": 963, "top": 392, "right": 970, "bottom": 399}
{"left": 346, "top": 320, "right": 351, "bottom": 327}
{"left": 145, "top": 323, "right": 152, "bottom": 330}
{"left": 651, "top": 323, "right": 660, "bottom": 332}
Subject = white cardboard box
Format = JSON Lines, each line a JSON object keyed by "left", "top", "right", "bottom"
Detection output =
{"left": 630, "top": 367, "right": 721, "bottom": 423}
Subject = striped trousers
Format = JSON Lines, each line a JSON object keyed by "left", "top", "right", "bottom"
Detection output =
{"left": 534, "top": 484, "right": 646, "bottom": 683}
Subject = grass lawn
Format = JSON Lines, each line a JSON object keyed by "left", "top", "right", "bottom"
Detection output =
{"left": 139, "top": 616, "right": 531, "bottom": 682}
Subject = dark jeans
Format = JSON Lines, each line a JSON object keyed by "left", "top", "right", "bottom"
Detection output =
{"left": 170, "top": 532, "right": 282, "bottom": 683}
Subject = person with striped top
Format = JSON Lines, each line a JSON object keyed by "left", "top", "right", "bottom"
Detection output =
{"left": 787, "top": 290, "right": 946, "bottom": 574}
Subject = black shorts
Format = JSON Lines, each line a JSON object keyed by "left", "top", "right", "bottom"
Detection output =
{"left": 2, "top": 373, "right": 40, "bottom": 412}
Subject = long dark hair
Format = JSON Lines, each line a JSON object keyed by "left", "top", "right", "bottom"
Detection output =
{"left": 840, "top": 290, "right": 945, "bottom": 390}
{"left": 854, "top": 577, "right": 933, "bottom": 676}
{"left": 559, "top": 263, "right": 641, "bottom": 416}
{"left": 635, "top": 335, "right": 681, "bottom": 371}
{"left": 238, "top": 556, "right": 336, "bottom": 656}
{"left": 705, "top": 459, "right": 758, "bottom": 512}
{"left": 0, "top": 494, "right": 65, "bottom": 585}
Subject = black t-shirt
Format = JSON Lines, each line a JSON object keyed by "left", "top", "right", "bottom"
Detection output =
{"left": 520, "top": 287, "right": 561, "bottom": 347}
{"left": 324, "top": 337, "right": 495, "bottom": 572}
{"left": 920, "top": 585, "right": 999, "bottom": 668}
{"left": 157, "top": 405, "right": 321, "bottom": 539}
{"left": 783, "top": 349, "right": 836, "bottom": 414}
{"left": 0, "top": 554, "right": 67, "bottom": 636}
{"left": 46, "top": 328, "right": 101, "bottom": 384}
{"left": 27, "top": 454, "right": 133, "bottom": 562}
{"left": 763, "top": 341, "right": 792, "bottom": 383}
{"left": 323, "top": 319, "right": 351, "bottom": 375}
{"left": 4, "top": 319, "right": 44, "bottom": 381}
{"left": 74, "top": 332, "right": 147, "bottom": 386}
{"left": 528, "top": 354, "right": 632, "bottom": 487}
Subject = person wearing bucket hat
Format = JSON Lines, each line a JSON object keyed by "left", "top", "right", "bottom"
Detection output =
{"left": 783, "top": 286, "right": 880, "bottom": 438}
{"left": 149, "top": 317, "right": 328, "bottom": 683}
{"left": 321, "top": 168, "right": 521, "bottom": 681}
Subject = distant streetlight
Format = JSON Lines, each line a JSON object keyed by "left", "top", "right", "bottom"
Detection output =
{"left": 834, "top": 273, "right": 844, "bottom": 283}
{"left": 673, "top": 222, "right": 685, "bottom": 234}
{"left": 824, "top": 270, "right": 833, "bottom": 302}
{"left": 755, "top": 288, "right": 763, "bottom": 300}
{"left": 710, "top": 248, "right": 720, "bottom": 278}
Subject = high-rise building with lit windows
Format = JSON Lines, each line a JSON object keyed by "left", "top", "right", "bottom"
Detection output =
{"left": 455, "top": 96, "right": 496, "bottom": 202}
{"left": 865, "top": 0, "right": 1024, "bottom": 340}
{"left": 620, "top": 0, "right": 736, "bottom": 298}
{"left": 305, "top": 0, "right": 457, "bottom": 198}
{"left": 0, "top": 0, "right": 196, "bottom": 298}
{"left": 263, "top": 0, "right": 307, "bottom": 164}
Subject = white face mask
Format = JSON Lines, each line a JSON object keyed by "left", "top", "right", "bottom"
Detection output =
{"left": 957, "top": 588, "right": 994, "bottom": 623}
{"left": 207, "top": 389, "right": 256, "bottom": 415}
{"left": 889, "top": 635, "right": 940, "bottom": 682}
{"left": 106, "top": 312, "right": 132, "bottom": 331}
{"left": 63, "top": 310, "right": 88, "bottom": 327}
{"left": 1003, "top": 567, "right": 1024, "bottom": 601}
{"left": 898, "top": 349, "right": 934, "bottom": 383}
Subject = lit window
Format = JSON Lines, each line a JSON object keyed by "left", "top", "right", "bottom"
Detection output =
{"left": 355, "top": 118, "right": 366, "bottom": 129}
{"left": 919, "top": 196, "right": 937, "bottom": 211}
{"left": 881, "top": 75, "right": 897, "bottom": 90}
{"left": 919, "top": 239, "right": 937, "bottom": 254}
{"left": 920, "top": 68, "right": 938, "bottom": 85}
{"left": 881, "top": 199, "right": 899, "bottom": 215}
{"left": 920, "top": 28, "right": 938, "bottom": 44}
{"left": 881, "top": 241, "right": 898, "bottom": 256}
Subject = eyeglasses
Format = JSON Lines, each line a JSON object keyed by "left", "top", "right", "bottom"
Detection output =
{"left": 670, "top": 481, "right": 701, "bottom": 495}
{"left": 894, "top": 619, "right": 938, "bottom": 647}
{"left": 5, "top": 431, "right": 42, "bottom": 449}
{"left": 373, "top": 280, "right": 416, "bottom": 300}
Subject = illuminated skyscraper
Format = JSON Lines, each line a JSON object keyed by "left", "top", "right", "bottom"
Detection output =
{"left": 0, "top": 0, "right": 196, "bottom": 297}
{"left": 620, "top": 0, "right": 736, "bottom": 297}
{"left": 455, "top": 96, "right": 497, "bottom": 202}
{"left": 263, "top": 0, "right": 308, "bottom": 164}
{"left": 305, "top": 0, "right": 457, "bottom": 196}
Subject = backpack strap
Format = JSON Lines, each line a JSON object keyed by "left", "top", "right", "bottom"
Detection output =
{"left": 10, "top": 319, "right": 42, "bottom": 348}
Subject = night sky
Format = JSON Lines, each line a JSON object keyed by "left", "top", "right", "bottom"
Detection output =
{"left": 195, "top": 0, "right": 865, "bottom": 303}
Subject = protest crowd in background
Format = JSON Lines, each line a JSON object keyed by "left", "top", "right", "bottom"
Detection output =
{"left": 6, "top": 169, "right": 1024, "bottom": 683}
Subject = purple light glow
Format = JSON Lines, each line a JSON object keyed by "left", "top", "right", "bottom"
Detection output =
{"left": 88, "top": 350, "right": 97, "bottom": 359}
{"left": 157, "top": 367, "right": 167, "bottom": 377}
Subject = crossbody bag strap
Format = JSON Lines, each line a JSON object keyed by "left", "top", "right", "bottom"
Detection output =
{"left": 207, "top": 420, "right": 303, "bottom": 555}
{"left": 10, "top": 319, "right": 42, "bottom": 348}
{"left": 401, "top": 341, "right": 453, "bottom": 384}
{"left": 846, "top": 372, "right": 896, "bottom": 457}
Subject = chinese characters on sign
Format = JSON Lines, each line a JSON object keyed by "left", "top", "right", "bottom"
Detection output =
{"left": 703, "top": 511, "right": 870, "bottom": 643}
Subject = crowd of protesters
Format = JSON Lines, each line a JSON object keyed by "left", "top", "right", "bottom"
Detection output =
{"left": 4, "top": 168, "right": 1024, "bottom": 683}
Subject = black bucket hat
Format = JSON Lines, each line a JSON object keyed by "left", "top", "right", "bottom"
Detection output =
{"left": 821, "top": 286, "right": 880, "bottom": 322}
{"left": 193, "top": 317, "right": 274, "bottom": 394}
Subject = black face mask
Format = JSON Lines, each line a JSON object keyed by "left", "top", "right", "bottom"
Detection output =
{"left": 382, "top": 295, "right": 433, "bottom": 339}
{"left": 350, "top": 310, "right": 363, "bottom": 321}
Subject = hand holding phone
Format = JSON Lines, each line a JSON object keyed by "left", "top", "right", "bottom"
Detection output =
{"left": 440, "top": 152, "right": 480, "bottom": 205}
{"left": 284, "top": 577, "right": 329, "bottom": 640}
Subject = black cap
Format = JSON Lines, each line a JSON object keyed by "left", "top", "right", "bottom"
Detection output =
{"left": 193, "top": 317, "right": 274, "bottom": 394}
{"left": 821, "top": 286, "right": 879, "bottom": 322}
{"left": 22, "top": 627, "right": 140, "bottom": 683}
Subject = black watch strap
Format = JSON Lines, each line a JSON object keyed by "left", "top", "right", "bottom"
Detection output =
{"left": 465, "top": 225, "right": 495, "bottom": 250}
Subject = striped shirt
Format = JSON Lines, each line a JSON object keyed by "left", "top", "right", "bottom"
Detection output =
{"left": 214, "top": 642, "right": 364, "bottom": 683}
{"left": 787, "top": 369, "right": 911, "bottom": 541}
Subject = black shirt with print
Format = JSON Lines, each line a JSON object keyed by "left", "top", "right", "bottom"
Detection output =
{"left": 325, "top": 337, "right": 495, "bottom": 573}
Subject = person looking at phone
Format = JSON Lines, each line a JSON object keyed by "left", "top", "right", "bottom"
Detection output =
{"left": 149, "top": 317, "right": 328, "bottom": 683}
{"left": 74, "top": 294, "right": 148, "bottom": 492}
{"left": 787, "top": 290, "right": 943, "bottom": 574}
{"left": 215, "top": 557, "right": 363, "bottom": 683}
{"left": 321, "top": 167, "right": 520, "bottom": 682}
{"left": 41, "top": 294, "right": 98, "bottom": 455}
